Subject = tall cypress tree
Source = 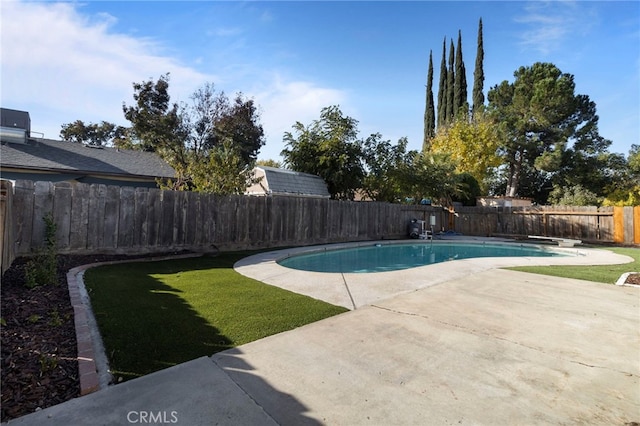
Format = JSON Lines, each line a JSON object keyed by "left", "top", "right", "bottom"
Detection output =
{"left": 446, "top": 39, "right": 455, "bottom": 122}
{"left": 437, "top": 37, "right": 448, "bottom": 129}
{"left": 472, "top": 18, "right": 485, "bottom": 115}
{"left": 454, "top": 30, "right": 467, "bottom": 117}
{"left": 423, "top": 50, "right": 436, "bottom": 151}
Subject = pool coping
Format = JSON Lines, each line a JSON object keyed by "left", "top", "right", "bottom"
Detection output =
{"left": 234, "top": 237, "right": 634, "bottom": 310}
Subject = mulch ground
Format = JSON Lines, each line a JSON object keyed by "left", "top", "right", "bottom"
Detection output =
{"left": 625, "top": 273, "right": 640, "bottom": 285}
{"left": 0, "top": 253, "right": 183, "bottom": 422}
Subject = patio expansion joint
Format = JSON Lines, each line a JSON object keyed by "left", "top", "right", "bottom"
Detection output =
{"left": 369, "top": 304, "right": 638, "bottom": 377}
{"left": 340, "top": 273, "right": 357, "bottom": 310}
{"left": 209, "top": 356, "right": 278, "bottom": 423}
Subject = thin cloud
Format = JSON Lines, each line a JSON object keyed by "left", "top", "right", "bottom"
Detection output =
{"left": 515, "top": 1, "right": 596, "bottom": 55}
{"left": 1, "top": 1, "right": 211, "bottom": 136}
{"left": 252, "top": 74, "right": 348, "bottom": 160}
{"left": 209, "top": 27, "right": 244, "bottom": 37}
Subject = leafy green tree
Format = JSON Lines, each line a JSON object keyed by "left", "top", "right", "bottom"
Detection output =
{"left": 176, "top": 84, "right": 264, "bottom": 193}
{"left": 472, "top": 18, "right": 485, "bottom": 115}
{"left": 214, "top": 93, "right": 265, "bottom": 165}
{"left": 423, "top": 50, "right": 436, "bottom": 150}
{"left": 400, "top": 152, "right": 463, "bottom": 207}
{"left": 548, "top": 184, "right": 602, "bottom": 206}
{"left": 183, "top": 83, "right": 263, "bottom": 161}
{"left": 629, "top": 144, "right": 640, "bottom": 174}
{"left": 60, "top": 120, "right": 90, "bottom": 144}
{"left": 188, "top": 139, "right": 258, "bottom": 195}
{"left": 454, "top": 172, "right": 481, "bottom": 206}
{"left": 454, "top": 30, "right": 468, "bottom": 117}
{"left": 257, "top": 159, "right": 282, "bottom": 168}
{"left": 60, "top": 120, "right": 125, "bottom": 146}
{"left": 362, "top": 134, "right": 415, "bottom": 203}
{"left": 122, "top": 73, "right": 189, "bottom": 177}
{"left": 437, "top": 38, "right": 448, "bottom": 129}
{"left": 603, "top": 145, "right": 640, "bottom": 206}
{"left": 122, "top": 75, "right": 265, "bottom": 194}
{"left": 487, "top": 63, "right": 608, "bottom": 198}
{"left": 282, "top": 106, "right": 365, "bottom": 200}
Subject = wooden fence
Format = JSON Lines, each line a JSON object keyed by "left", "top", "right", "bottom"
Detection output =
{"left": 6, "top": 180, "right": 440, "bottom": 257}
{"left": 453, "top": 205, "right": 618, "bottom": 242}
{"left": 1, "top": 179, "right": 637, "bottom": 274}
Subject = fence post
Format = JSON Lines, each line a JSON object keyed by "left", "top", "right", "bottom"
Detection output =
{"left": 613, "top": 207, "right": 624, "bottom": 243}
{"left": 0, "top": 180, "right": 15, "bottom": 276}
{"left": 614, "top": 206, "right": 637, "bottom": 244}
{"left": 635, "top": 206, "right": 640, "bottom": 245}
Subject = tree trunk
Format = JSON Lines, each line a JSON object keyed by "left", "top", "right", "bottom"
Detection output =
{"left": 505, "top": 150, "right": 522, "bottom": 197}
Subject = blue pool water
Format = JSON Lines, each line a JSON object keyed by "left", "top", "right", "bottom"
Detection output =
{"left": 278, "top": 242, "right": 562, "bottom": 273}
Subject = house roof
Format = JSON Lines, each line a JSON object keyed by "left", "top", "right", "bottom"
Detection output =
{"left": 0, "top": 138, "right": 175, "bottom": 180}
{"left": 254, "top": 166, "right": 330, "bottom": 198}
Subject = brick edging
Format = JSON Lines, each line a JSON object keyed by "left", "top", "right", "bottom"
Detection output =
{"left": 66, "top": 253, "right": 205, "bottom": 396}
{"left": 67, "top": 266, "right": 100, "bottom": 396}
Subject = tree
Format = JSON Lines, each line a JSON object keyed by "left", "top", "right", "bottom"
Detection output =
{"left": 183, "top": 84, "right": 263, "bottom": 160}
{"left": 188, "top": 138, "right": 258, "bottom": 195}
{"left": 362, "top": 134, "right": 415, "bottom": 202}
{"left": 282, "top": 106, "right": 365, "bottom": 200}
{"left": 548, "top": 184, "right": 602, "bottom": 206}
{"left": 437, "top": 38, "right": 448, "bottom": 129}
{"left": 257, "top": 159, "right": 282, "bottom": 168}
{"left": 453, "top": 30, "right": 468, "bottom": 117}
{"left": 60, "top": 120, "right": 89, "bottom": 144}
{"left": 602, "top": 145, "right": 640, "bottom": 206}
{"left": 487, "top": 63, "right": 606, "bottom": 198}
{"left": 423, "top": 50, "right": 436, "bottom": 150}
{"left": 446, "top": 39, "right": 455, "bottom": 122}
{"left": 400, "top": 152, "right": 463, "bottom": 207}
{"left": 122, "top": 73, "right": 188, "bottom": 178}
{"left": 214, "top": 93, "right": 265, "bottom": 165}
{"left": 176, "top": 83, "right": 264, "bottom": 193}
{"left": 472, "top": 18, "right": 485, "bottom": 115}
{"left": 60, "top": 120, "right": 125, "bottom": 146}
{"left": 122, "top": 75, "right": 265, "bottom": 194}
{"left": 429, "top": 111, "right": 501, "bottom": 192}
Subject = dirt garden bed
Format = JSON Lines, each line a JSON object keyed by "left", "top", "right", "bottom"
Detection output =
{"left": 0, "top": 253, "right": 184, "bottom": 422}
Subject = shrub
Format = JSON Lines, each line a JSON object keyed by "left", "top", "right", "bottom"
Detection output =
{"left": 547, "top": 185, "right": 602, "bottom": 206}
{"left": 24, "top": 214, "right": 58, "bottom": 289}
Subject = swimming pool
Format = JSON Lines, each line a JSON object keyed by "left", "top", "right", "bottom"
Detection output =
{"left": 277, "top": 242, "right": 564, "bottom": 273}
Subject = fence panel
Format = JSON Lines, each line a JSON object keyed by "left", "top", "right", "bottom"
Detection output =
{"left": 12, "top": 180, "right": 34, "bottom": 254}
{"left": 69, "top": 183, "right": 90, "bottom": 251}
{"left": 118, "top": 186, "right": 135, "bottom": 249}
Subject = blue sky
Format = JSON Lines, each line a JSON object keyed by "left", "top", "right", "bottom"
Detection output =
{"left": 2, "top": 1, "right": 638, "bottom": 162}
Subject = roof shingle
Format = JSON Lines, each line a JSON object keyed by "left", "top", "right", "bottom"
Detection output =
{"left": 0, "top": 138, "right": 175, "bottom": 179}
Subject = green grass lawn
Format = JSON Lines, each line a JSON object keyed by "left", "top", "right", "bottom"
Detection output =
{"left": 84, "top": 253, "right": 348, "bottom": 382}
{"left": 507, "top": 246, "right": 640, "bottom": 284}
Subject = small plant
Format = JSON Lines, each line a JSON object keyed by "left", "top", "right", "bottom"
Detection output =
{"left": 24, "top": 213, "right": 58, "bottom": 289}
{"left": 48, "top": 309, "right": 63, "bottom": 327}
{"left": 27, "top": 314, "right": 42, "bottom": 324}
{"left": 38, "top": 354, "right": 59, "bottom": 374}
{"left": 0, "top": 318, "right": 6, "bottom": 326}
